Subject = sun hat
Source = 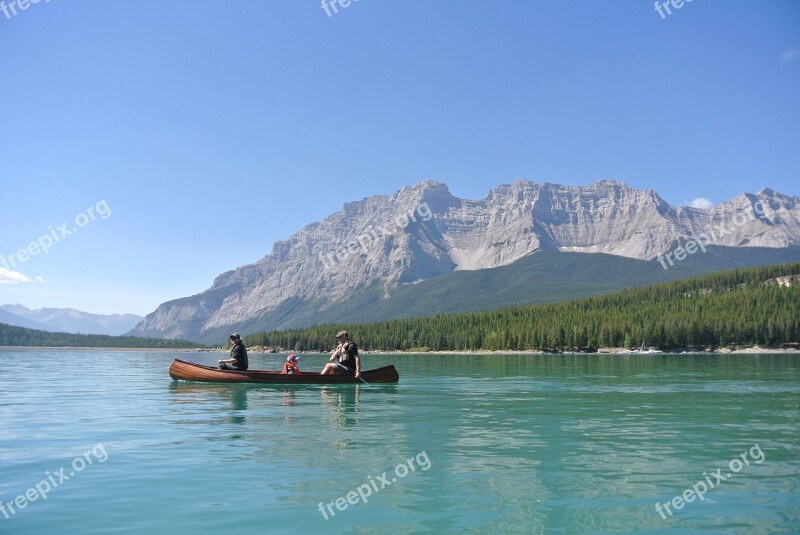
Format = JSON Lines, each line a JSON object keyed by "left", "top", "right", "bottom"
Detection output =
{"left": 287, "top": 353, "right": 300, "bottom": 362}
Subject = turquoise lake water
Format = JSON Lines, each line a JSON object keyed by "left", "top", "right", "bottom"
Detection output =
{"left": 0, "top": 350, "right": 798, "bottom": 534}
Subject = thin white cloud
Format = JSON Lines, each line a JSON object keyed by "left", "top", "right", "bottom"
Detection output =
{"left": 0, "top": 267, "right": 38, "bottom": 284}
{"left": 781, "top": 48, "right": 800, "bottom": 62}
{"left": 690, "top": 197, "right": 714, "bottom": 209}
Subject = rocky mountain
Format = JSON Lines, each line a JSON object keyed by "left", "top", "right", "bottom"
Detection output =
{"left": 1, "top": 304, "right": 143, "bottom": 336}
{"left": 129, "top": 179, "right": 800, "bottom": 341}
{"left": 0, "top": 308, "right": 54, "bottom": 331}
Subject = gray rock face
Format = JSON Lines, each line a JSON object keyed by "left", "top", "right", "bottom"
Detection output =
{"left": 129, "top": 179, "right": 800, "bottom": 340}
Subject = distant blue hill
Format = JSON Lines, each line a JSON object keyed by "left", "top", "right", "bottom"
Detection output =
{"left": 0, "top": 308, "right": 54, "bottom": 331}
{"left": 0, "top": 305, "right": 143, "bottom": 336}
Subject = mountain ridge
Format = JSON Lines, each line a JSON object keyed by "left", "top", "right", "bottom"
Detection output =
{"left": 190, "top": 246, "right": 800, "bottom": 344}
{"left": 0, "top": 304, "right": 143, "bottom": 336}
{"left": 129, "top": 179, "right": 800, "bottom": 341}
{"left": 0, "top": 308, "right": 54, "bottom": 332}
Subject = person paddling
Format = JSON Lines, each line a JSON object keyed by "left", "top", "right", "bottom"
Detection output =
{"left": 321, "top": 330, "right": 361, "bottom": 379}
{"left": 219, "top": 333, "right": 249, "bottom": 370}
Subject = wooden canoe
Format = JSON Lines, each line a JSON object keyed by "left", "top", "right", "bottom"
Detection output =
{"left": 168, "top": 358, "right": 399, "bottom": 384}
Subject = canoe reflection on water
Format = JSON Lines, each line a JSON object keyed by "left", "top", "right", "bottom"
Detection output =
{"left": 320, "top": 385, "right": 361, "bottom": 429}
{"left": 168, "top": 382, "right": 250, "bottom": 427}
{"left": 168, "top": 381, "right": 398, "bottom": 430}
{"left": 167, "top": 382, "right": 400, "bottom": 460}
{"left": 281, "top": 387, "right": 296, "bottom": 406}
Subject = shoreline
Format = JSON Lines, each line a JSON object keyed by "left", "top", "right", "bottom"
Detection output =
{"left": 365, "top": 346, "right": 799, "bottom": 356}
{"left": 0, "top": 345, "right": 797, "bottom": 355}
{"left": 0, "top": 346, "right": 205, "bottom": 352}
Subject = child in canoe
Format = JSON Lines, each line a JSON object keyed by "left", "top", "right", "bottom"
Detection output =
{"left": 282, "top": 353, "right": 301, "bottom": 374}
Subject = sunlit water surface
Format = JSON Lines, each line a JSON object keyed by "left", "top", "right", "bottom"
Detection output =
{"left": 1, "top": 350, "right": 798, "bottom": 534}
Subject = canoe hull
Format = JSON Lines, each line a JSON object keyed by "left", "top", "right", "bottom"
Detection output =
{"left": 168, "top": 358, "right": 399, "bottom": 384}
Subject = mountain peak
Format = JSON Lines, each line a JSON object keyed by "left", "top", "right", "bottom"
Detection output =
{"left": 405, "top": 178, "right": 447, "bottom": 191}
{"left": 594, "top": 178, "right": 626, "bottom": 187}
{"left": 0, "top": 303, "right": 31, "bottom": 315}
{"left": 128, "top": 179, "right": 800, "bottom": 341}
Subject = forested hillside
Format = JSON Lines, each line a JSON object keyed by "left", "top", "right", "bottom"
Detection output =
{"left": 245, "top": 263, "right": 800, "bottom": 352}
{"left": 0, "top": 323, "right": 199, "bottom": 348}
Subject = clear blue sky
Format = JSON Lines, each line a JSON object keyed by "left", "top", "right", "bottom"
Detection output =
{"left": 1, "top": 0, "right": 798, "bottom": 315}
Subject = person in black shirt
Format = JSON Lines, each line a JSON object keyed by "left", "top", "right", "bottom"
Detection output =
{"left": 219, "top": 333, "right": 249, "bottom": 370}
{"left": 321, "top": 330, "right": 361, "bottom": 379}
